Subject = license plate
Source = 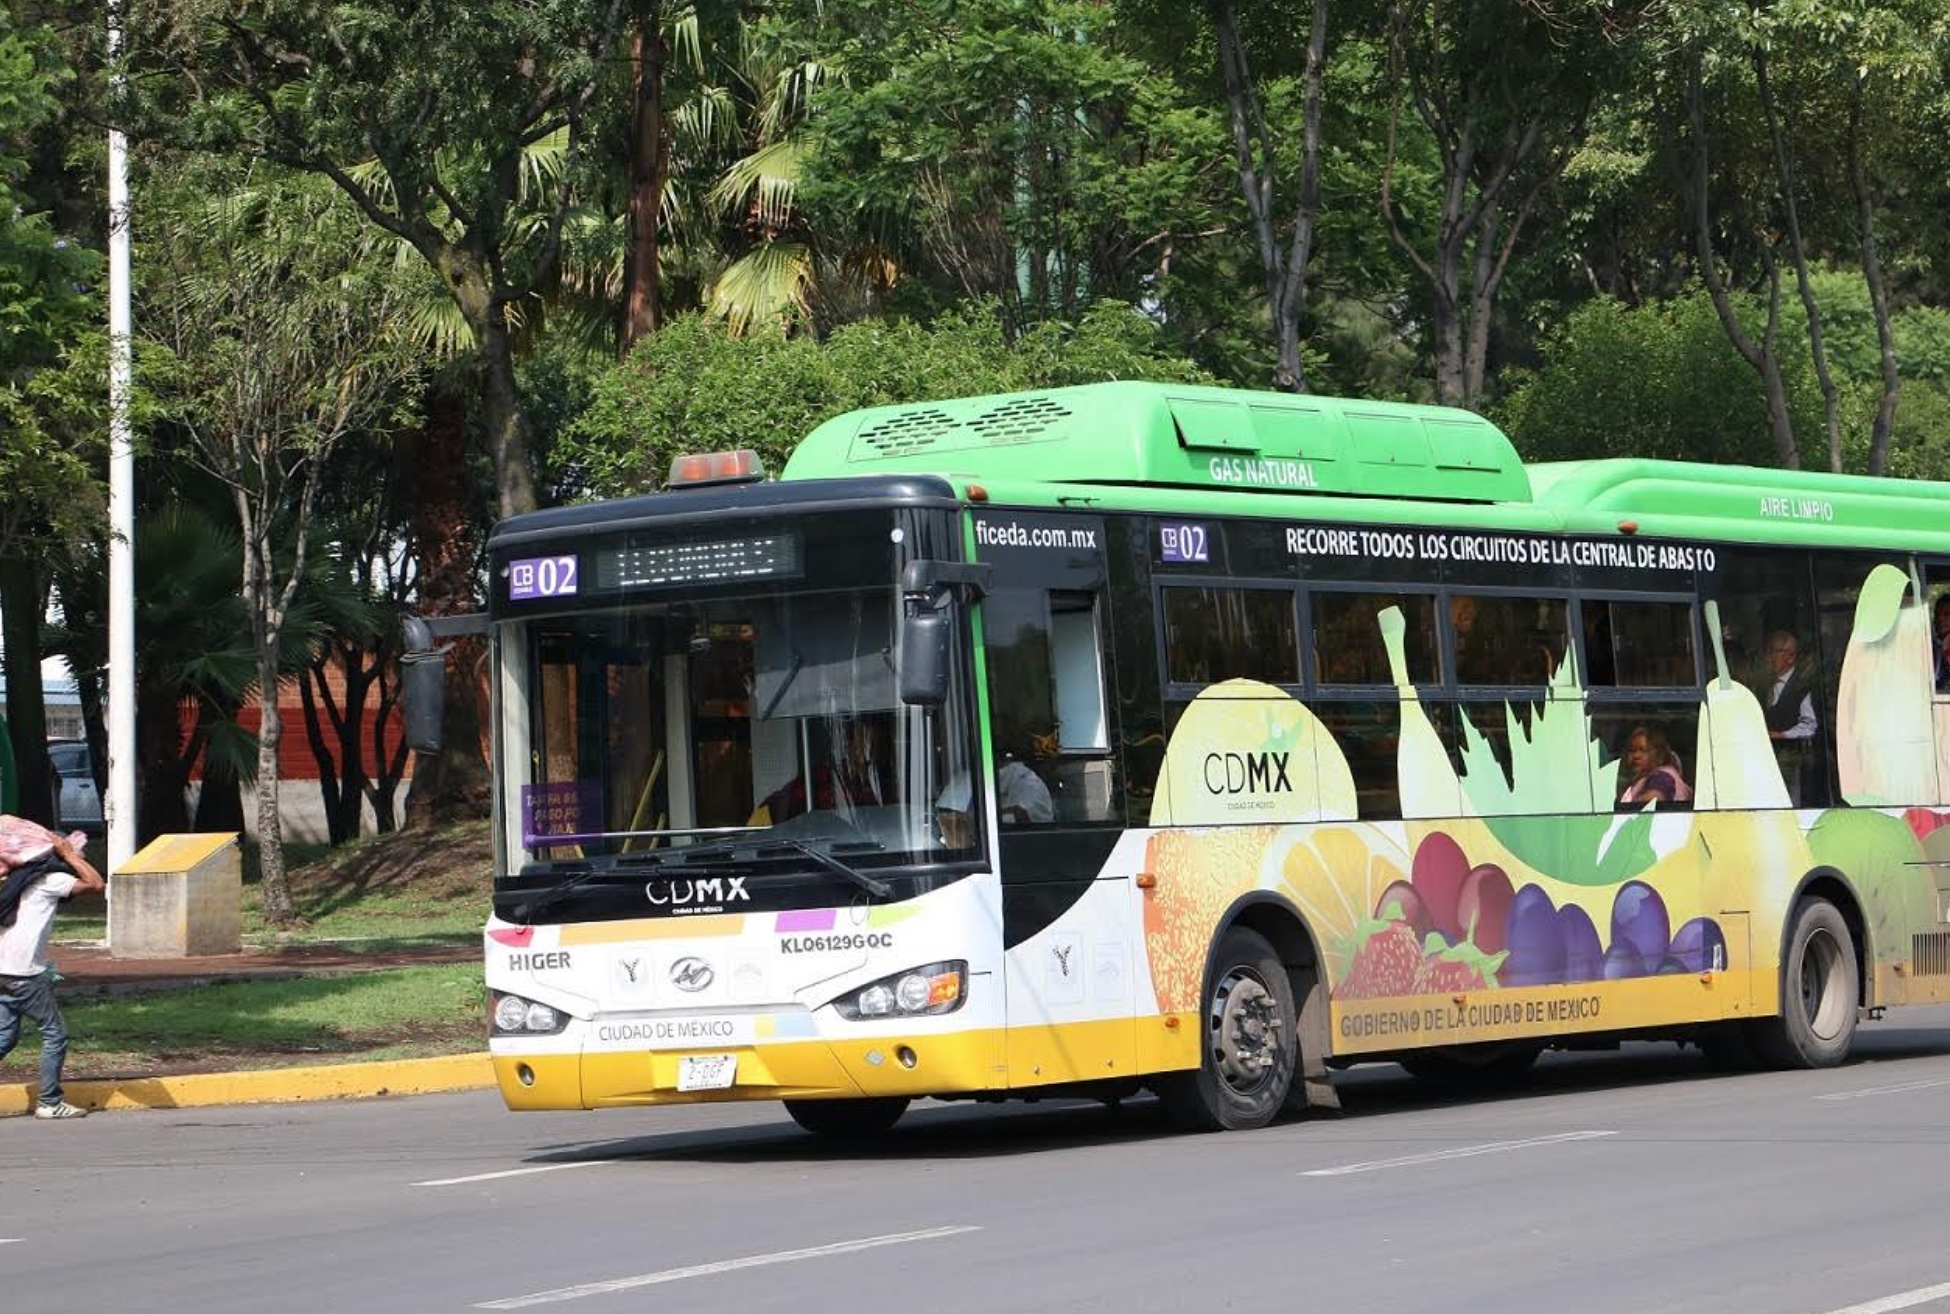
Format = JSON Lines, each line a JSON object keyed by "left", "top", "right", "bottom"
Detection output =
{"left": 677, "top": 1054, "right": 738, "bottom": 1092}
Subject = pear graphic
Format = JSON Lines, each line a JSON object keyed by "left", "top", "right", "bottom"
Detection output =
{"left": 1694, "top": 600, "right": 1791, "bottom": 811}
{"left": 1381, "top": 605, "right": 1468, "bottom": 820}
{"left": 1836, "top": 564, "right": 1936, "bottom": 807}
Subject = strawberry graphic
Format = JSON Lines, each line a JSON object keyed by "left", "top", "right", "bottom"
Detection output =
{"left": 1410, "top": 935, "right": 1507, "bottom": 994}
{"left": 1337, "top": 918, "right": 1422, "bottom": 998}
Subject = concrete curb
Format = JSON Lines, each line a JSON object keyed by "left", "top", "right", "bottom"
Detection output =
{"left": 0, "top": 1052, "right": 494, "bottom": 1117}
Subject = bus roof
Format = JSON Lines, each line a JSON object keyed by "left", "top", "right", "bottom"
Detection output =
{"left": 782, "top": 381, "right": 1950, "bottom": 552}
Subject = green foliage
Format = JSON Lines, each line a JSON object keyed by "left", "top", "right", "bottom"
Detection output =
{"left": 1497, "top": 292, "right": 1827, "bottom": 467}
{"left": 558, "top": 299, "right": 1210, "bottom": 495}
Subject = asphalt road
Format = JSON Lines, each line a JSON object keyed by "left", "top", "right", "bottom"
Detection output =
{"left": 10, "top": 1011, "right": 1950, "bottom": 1314}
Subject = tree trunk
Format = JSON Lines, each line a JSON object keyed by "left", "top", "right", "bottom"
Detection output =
{"left": 0, "top": 556, "right": 54, "bottom": 825}
{"left": 405, "top": 384, "right": 493, "bottom": 829}
{"left": 1753, "top": 48, "right": 1842, "bottom": 472}
{"left": 253, "top": 641, "right": 294, "bottom": 925}
{"left": 1849, "top": 83, "right": 1901, "bottom": 477}
{"left": 481, "top": 309, "right": 539, "bottom": 519}
{"left": 135, "top": 680, "right": 190, "bottom": 842}
{"left": 622, "top": 0, "right": 668, "bottom": 355}
{"left": 190, "top": 695, "right": 246, "bottom": 833}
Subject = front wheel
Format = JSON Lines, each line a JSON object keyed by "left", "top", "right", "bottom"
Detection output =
{"left": 1155, "top": 928, "right": 1296, "bottom": 1132}
{"left": 783, "top": 1097, "right": 910, "bottom": 1140}
{"left": 1748, "top": 898, "right": 1859, "bottom": 1069}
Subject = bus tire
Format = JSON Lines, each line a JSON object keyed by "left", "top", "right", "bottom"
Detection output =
{"left": 783, "top": 1097, "right": 910, "bottom": 1140}
{"left": 1748, "top": 898, "right": 1859, "bottom": 1070}
{"left": 1155, "top": 927, "right": 1296, "bottom": 1132}
{"left": 1400, "top": 1042, "right": 1541, "bottom": 1087}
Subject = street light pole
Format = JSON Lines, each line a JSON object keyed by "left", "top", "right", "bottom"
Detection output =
{"left": 106, "top": 0, "right": 137, "bottom": 890}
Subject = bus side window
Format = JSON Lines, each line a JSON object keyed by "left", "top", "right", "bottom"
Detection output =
{"left": 1704, "top": 549, "right": 1826, "bottom": 808}
{"left": 982, "top": 585, "right": 1117, "bottom": 825}
{"left": 1161, "top": 585, "right": 1300, "bottom": 689}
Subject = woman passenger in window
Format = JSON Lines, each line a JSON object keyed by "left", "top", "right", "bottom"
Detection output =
{"left": 1619, "top": 725, "right": 1692, "bottom": 808}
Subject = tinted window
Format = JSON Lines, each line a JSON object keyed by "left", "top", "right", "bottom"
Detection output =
{"left": 1583, "top": 601, "right": 1698, "bottom": 688}
{"left": 1449, "top": 595, "right": 1569, "bottom": 686}
{"left": 1314, "top": 592, "right": 1440, "bottom": 686}
{"left": 1162, "top": 587, "right": 1299, "bottom": 687}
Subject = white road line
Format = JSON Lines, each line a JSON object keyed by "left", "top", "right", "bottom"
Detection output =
{"left": 1301, "top": 1130, "right": 1617, "bottom": 1177}
{"left": 1816, "top": 1077, "right": 1950, "bottom": 1102}
{"left": 0, "top": 1239, "right": 20, "bottom": 1245}
{"left": 474, "top": 1225, "right": 983, "bottom": 1309}
{"left": 1814, "top": 1279, "right": 1950, "bottom": 1314}
{"left": 414, "top": 1160, "right": 617, "bottom": 1187}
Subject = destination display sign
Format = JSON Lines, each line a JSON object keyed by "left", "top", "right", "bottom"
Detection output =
{"left": 594, "top": 532, "right": 803, "bottom": 589}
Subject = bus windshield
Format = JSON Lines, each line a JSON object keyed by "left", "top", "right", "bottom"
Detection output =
{"left": 500, "top": 583, "right": 979, "bottom": 875}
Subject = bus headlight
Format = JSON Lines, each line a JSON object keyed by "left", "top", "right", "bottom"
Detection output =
{"left": 491, "top": 991, "right": 571, "bottom": 1036}
{"left": 831, "top": 962, "right": 966, "bottom": 1020}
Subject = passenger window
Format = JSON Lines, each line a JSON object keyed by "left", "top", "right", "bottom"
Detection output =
{"left": 1703, "top": 549, "right": 1827, "bottom": 806}
{"left": 1313, "top": 592, "right": 1440, "bottom": 686}
{"left": 1926, "top": 565, "right": 1950, "bottom": 698}
{"left": 1591, "top": 707, "right": 1700, "bottom": 811}
{"left": 1582, "top": 600, "right": 1698, "bottom": 688}
{"left": 982, "top": 586, "right": 1116, "bottom": 825}
{"left": 1448, "top": 595, "right": 1569, "bottom": 686}
{"left": 1162, "top": 586, "right": 1300, "bottom": 688}
{"left": 1314, "top": 699, "right": 1403, "bottom": 820}
{"left": 1440, "top": 699, "right": 1595, "bottom": 818}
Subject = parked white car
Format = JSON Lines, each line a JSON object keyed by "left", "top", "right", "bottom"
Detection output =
{"left": 49, "top": 739, "right": 103, "bottom": 836}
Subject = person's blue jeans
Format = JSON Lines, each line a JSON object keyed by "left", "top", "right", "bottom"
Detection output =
{"left": 0, "top": 971, "right": 69, "bottom": 1106}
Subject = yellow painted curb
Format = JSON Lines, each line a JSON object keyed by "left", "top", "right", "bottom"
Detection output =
{"left": 0, "top": 1052, "right": 494, "bottom": 1117}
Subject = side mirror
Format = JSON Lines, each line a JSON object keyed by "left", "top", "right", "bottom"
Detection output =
{"left": 402, "top": 654, "right": 446, "bottom": 752}
{"left": 899, "top": 609, "right": 950, "bottom": 706}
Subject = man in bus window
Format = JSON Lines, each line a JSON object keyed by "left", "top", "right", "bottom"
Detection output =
{"left": 1755, "top": 630, "right": 1817, "bottom": 803}
{"left": 996, "top": 749, "right": 1054, "bottom": 826}
{"left": 753, "top": 714, "right": 895, "bottom": 823}
{"left": 1932, "top": 595, "right": 1950, "bottom": 693}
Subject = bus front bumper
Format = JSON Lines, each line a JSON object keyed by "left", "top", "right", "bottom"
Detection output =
{"left": 492, "top": 1026, "right": 1005, "bottom": 1110}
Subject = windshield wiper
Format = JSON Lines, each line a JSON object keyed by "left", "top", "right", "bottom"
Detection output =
{"left": 766, "top": 838, "right": 893, "bottom": 900}
{"left": 509, "top": 867, "right": 635, "bottom": 921}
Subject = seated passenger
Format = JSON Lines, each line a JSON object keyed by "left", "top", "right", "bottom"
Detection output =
{"left": 753, "top": 715, "right": 893, "bottom": 824}
{"left": 1619, "top": 726, "right": 1692, "bottom": 808}
{"left": 1933, "top": 595, "right": 1950, "bottom": 693}
{"left": 996, "top": 751, "right": 1054, "bottom": 826}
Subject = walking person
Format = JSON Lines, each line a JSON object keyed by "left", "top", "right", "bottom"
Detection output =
{"left": 0, "top": 821, "right": 106, "bottom": 1119}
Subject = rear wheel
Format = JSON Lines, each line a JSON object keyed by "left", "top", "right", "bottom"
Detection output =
{"left": 1156, "top": 928, "right": 1296, "bottom": 1132}
{"left": 783, "top": 1097, "right": 910, "bottom": 1140}
{"left": 1748, "top": 898, "right": 1858, "bottom": 1069}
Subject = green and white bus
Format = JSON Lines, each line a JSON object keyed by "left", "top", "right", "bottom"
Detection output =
{"left": 450, "top": 381, "right": 1950, "bottom": 1135}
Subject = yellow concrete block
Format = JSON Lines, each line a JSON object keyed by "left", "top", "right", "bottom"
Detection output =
{"left": 109, "top": 831, "right": 242, "bottom": 958}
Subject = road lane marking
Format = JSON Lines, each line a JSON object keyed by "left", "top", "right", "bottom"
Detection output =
{"left": 415, "top": 1160, "right": 617, "bottom": 1187}
{"left": 474, "top": 1225, "right": 982, "bottom": 1309}
{"left": 1816, "top": 1077, "right": 1950, "bottom": 1102}
{"left": 0, "top": 1239, "right": 19, "bottom": 1245}
{"left": 1301, "top": 1130, "right": 1617, "bottom": 1177}
{"left": 1814, "top": 1279, "right": 1950, "bottom": 1314}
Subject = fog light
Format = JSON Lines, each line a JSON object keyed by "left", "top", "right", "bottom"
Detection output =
{"left": 493, "top": 995, "right": 528, "bottom": 1032}
{"left": 517, "top": 1063, "right": 536, "bottom": 1087}
{"left": 895, "top": 973, "right": 931, "bottom": 1013}
{"left": 524, "top": 1002, "right": 560, "bottom": 1033}
{"left": 896, "top": 1046, "right": 918, "bottom": 1069}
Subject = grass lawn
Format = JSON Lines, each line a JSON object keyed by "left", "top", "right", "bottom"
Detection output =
{"left": 55, "top": 820, "right": 492, "bottom": 951}
{"left": 0, "top": 963, "right": 487, "bottom": 1082}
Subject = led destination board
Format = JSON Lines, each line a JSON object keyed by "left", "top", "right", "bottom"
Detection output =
{"left": 595, "top": 532, "right": 803, "bottom": 589}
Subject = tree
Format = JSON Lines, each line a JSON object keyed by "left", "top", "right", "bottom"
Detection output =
{"left": 147, "top": 164, "right": 418, "bottom": 921}
{"left": 130, "top": 0, "right": 633, "bottom": 518}
{"left": 1379, "top": 0, "right": 1642, "bottom": 408}
{"left": 1207, "top": 0, "right": 1328, "bottom": 392}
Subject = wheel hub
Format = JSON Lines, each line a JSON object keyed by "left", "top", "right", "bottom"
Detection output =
{"left": 1211, "top": 968, "right": 1284, "bottom": 1095}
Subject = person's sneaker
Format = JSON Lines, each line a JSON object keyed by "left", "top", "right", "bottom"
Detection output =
{"left": 32, "top": 1101, "right": 87, "bottom": 1120}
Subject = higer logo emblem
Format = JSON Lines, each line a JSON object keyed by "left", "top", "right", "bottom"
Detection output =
{"left": 644, "top": 876, "right": 750, "bottom": 908}
{"left": 670, "top": 957, "right": 715, "bottom": 992}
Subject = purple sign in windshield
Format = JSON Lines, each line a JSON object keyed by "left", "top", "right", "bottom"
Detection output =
{"left": 509, "top": 554, "right": 578, "bottom": 601}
